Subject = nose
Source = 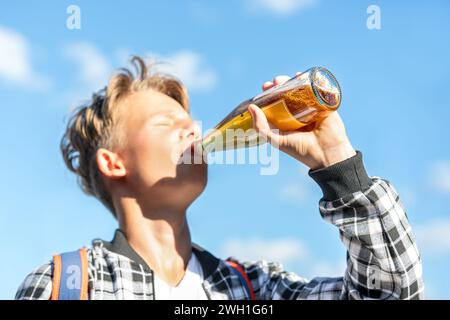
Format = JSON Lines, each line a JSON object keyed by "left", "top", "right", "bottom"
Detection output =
{"left": 180, "top": 119, "right": 201, "bottom": 141}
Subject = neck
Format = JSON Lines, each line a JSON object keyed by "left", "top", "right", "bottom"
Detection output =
{"left": 115, "top": 196, "right": 192, "bottom": 285}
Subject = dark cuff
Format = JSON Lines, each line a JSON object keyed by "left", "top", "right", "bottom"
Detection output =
{"left": 308, "top": 151, "right": 372, "bottom": 201}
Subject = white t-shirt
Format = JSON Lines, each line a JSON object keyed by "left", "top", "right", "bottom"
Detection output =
{"left": 153, "top": 252, "right": 208, "bottom": 300}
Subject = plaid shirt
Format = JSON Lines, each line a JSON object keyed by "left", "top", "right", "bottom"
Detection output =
{"left": 15, "top": 151, "right": 424, "bottom": 300}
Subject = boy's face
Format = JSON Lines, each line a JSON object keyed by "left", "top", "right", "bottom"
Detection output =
{"left": 116, "top": 89, "right": 207, "bottom": 208}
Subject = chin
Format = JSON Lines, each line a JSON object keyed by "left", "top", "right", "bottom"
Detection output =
{"left": 174, "top": 161, "right": 207, "bottom": 197}
{"left": 183, "top": 163, "right": 207, "bottom": 190}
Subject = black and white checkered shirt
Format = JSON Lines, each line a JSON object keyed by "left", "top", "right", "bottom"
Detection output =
{"left": 15, "top": 152, "right": 424, "bottom": 300}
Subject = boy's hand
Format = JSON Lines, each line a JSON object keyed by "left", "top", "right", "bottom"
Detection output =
{"left": 248, "top": 75, "right": 356, "bottom": 170}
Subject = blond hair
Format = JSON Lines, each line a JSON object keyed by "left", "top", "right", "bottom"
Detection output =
{"left": 60, "top": 56, "right": 189, "bottom": 216}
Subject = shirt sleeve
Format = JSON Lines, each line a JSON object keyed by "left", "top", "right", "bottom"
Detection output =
{"left": 15, "top": 261, "right": 53, "bottom": 300}
{"left": 240, "top": 151, "right": 425, "bottom": 300}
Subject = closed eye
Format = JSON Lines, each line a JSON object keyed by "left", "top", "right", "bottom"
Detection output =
{"left": 149, "top": 114, "right": 175, "bottom": 127}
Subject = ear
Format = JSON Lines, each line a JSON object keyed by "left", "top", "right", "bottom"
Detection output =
{"left": 96, "top": 148, "right": 127, "bottom": 179}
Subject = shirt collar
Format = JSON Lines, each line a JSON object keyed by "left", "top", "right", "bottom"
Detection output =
{"left": 102, "top": 229, "right": 220, "bottom": 280}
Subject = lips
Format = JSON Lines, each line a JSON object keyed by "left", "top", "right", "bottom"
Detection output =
{"left": 179, "top": 140, "right": 202, "bottom": 158}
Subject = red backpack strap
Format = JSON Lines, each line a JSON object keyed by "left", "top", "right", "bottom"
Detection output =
{"left": 51, "top": 248, "right": 89, "bottom": 300}
{"left": 226, "top": 260, "right": 255, "bottom": 300}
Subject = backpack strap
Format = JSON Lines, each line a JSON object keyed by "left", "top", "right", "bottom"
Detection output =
{"left": 51, "top": 248, "right": 89, "bottom": 300}
{"left": 226, "top": 260, "right": 255, "bottom": 300}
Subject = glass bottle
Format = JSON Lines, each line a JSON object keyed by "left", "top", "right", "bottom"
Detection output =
{"left": 201, "top": 67, "right": 341, "bottom": 152}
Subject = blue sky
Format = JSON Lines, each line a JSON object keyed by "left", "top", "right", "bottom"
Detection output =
{"left": 0, "top": 0, "right": 449, "bottom": 299}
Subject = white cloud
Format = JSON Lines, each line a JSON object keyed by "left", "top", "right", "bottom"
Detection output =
{"left": 414, "top": 218, "right": 450, "bottom": 255}
{"left": 64, "top": 46, "right": 217, "bottom": 93}
{"left": 64, "top": 42, "right": 112, "bottom": 89}
{"left": 0, "top": 26, "right": 50, "bottom": 90}
{"left": 428, "top": 161, "right": 450, "bottom": 195}
{"left": 147, "top": 50, "right": 217, "bottom": 92}
{"left": 188, "top": 2, "right": 221, "bottom": 25}
{"left": 396, "top": 186, "right": 417, "bottom": 208}
{"left": 280, "top": 183, "right": 310, "bottom": 204}
{"left": 220, "top": 237, "right": 349, "bottom": 280}
{"left": 220, "top": 237, "right": 308, "bottom": 264}
{"left": 309, "top": 260, "right": 346, "bottom": 278}
{"left": 114, "top": 47, "right": 133, "bottom": 67}
{"left": 279, "top": 167, "right": 314, "bottom": 204}
{"left": 60, "top": 46, "right": 217, "bottom": 111}
{"left": 247, "top": 0, "right": 317, "bottom": 15}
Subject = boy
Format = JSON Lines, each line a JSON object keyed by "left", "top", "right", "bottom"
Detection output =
{"left": 16, "top": 56, "right": 424, "bottom": 300}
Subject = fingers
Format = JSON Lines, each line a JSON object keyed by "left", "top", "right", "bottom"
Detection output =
{"left": 248, "top": 104, "right": 280, "bottom": 146}
{"left": 261, "top": 75, "right": 291, "bottom": 91}
{"left": 262, "top": 81, "right": 274, "bottom": 91}
{"left": 273, "top": 75, "right": 290, "bottom": 85}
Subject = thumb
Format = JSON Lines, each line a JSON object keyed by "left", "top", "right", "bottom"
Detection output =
{"left": 248, "top": 104, "right": 280, "bottom": 146}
